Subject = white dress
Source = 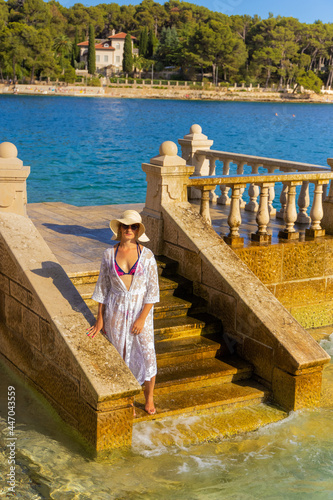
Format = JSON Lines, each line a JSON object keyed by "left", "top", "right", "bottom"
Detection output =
{"left": 92, "top": 246, "right": 160, "bottom": 385}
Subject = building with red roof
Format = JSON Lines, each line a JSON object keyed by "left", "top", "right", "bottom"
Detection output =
{"left": 78, "top": 31, "right": 137, "bottom": 75}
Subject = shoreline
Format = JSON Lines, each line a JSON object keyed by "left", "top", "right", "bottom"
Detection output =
{"left": 1, "top": 83, "right": 333, "bottom": 103}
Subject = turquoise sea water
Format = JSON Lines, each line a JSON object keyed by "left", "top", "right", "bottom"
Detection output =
{"left": 0, "top": 95, "right": 332, "bottom": 206}
{"left": 1, "top": 337, "right": 333, "bottom": 499}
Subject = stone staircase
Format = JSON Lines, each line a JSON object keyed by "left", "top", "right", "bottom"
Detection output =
{"left": 68, "top": 256, "right": 271, "bottom": 422}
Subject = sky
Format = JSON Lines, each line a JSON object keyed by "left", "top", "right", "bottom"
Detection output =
{"left": 59, "top": 0, "right": 333, "bottom": 25}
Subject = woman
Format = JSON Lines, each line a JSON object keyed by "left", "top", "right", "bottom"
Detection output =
{"left": 87, "top": 210, "right": 159, "bottom": 415}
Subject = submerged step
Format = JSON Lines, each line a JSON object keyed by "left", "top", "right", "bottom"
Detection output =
{"left": 155, "top": 356, "right": 253, "bottom": 394}
{"left": 132, "top": 403, "right": 287, "bottom": 446}
{"left": 134, "top": 380, "right": 269, "bottom": 421}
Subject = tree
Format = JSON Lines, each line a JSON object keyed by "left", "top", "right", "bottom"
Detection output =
{"left": 155, "top": 26, "right": 180, "bottom": 67}
{"left": 122, "top": 32, "right": 133, "bottom": 74}
{"left": 139, "top": 25, "right": 148, "bottom": 57}
{"left": 147, "top": 28, "right": 157, "bottom": 58}
{"left": 296, "top": 69, "right": 323, "bottom": 93}
{"left": 54, "top": 34, "right": 72, "bottom": 72}
{"left": 88, "top": 23, "right": 95, "bottom": 75}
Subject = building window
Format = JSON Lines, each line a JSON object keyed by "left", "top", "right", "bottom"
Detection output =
{"left": 116, "top": 56, "right": 120, "bottom": 64}
{"left": 96, "top": 55, "right": 100, "bottom": 62}
{"left": 116, "top": 43, "right": 120, "bottom": 49}
{"left": 104, "top": 55, "right": 108, "bottom": 62}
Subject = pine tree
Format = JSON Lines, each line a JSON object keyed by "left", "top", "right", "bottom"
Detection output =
{"left": 88, "top": 24, "right": 95, "bottom": 75}
{"left": 74, "top": 27, "right": 80, "bottom": 63}
{"left": 122, "top": 33, "right": 133, "bottom": 74}
{"left": 139, "top": 26, "right": 148, "bottom": 57}
{"left": 147, "top": 29, "right": 157, "bottom": 58}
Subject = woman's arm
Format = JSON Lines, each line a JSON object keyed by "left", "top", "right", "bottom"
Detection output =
{"left": 87, "top": 302, "right": 105, "bottom": 338}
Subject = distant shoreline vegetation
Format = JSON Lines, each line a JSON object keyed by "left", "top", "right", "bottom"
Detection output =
{"left": 0, "top": 0, "right": 332, "bottom": 93}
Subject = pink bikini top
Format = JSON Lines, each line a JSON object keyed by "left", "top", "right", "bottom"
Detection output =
{"left": 114, "top": 243, "right": 141, "bottom": 276}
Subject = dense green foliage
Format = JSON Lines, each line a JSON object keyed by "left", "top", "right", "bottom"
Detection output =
{"left": 88, "top": 23, "right": 95, "bottom": 74}
{"left": 122, "top": 32, "right": 133, "bottom": 73}
{"left": 0, "top": 0, "right": 332, "bottom": 90}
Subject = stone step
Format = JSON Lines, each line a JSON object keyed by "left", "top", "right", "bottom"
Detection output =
{"left": 154, "top": 356, "right": 253, "bottom": 394}
{"left": 132, "top": 403, "right": 287, "bottom": 446}
{"left": 68, "top": 269, "right": 99, "bottom": 286}
{"left": 75, "top": 275, "right": 192, "bottom": 300}
{"left": 155, "top": 335, "right": 222, "bottom": 366}
{"left": 134, "top": 379, "right": 269, "bottom": 422}
{"left": 159, "top": 275, "right": 193, "bottom": 298}
{"left": 156, "top": 255, "right": 179, "bottom": 276}
{"left": 153, "top": 314, "right": 221, "bottom": 341}
{"left": 154, "top": 295, "right": 193, "bottom": 319}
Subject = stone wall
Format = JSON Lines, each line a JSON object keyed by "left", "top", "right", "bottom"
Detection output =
{"left": 0, "top": 212, "right": 141, "bottom": 453}
{"left": 156, "top": 202, "right": 330, "bottom": 411}
{"left": 234, "top": 238, "right": 333, "bottom": 329}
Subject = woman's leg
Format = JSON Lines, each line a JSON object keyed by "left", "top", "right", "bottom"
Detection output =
{"left": 144, "top": 376, "right": 156, "bottom": 415}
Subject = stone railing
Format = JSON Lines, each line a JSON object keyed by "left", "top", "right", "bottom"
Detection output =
{"left": 188, "top": 171, "right": 333, "bottom": 246}
{"left": 178, "top": 124, "right": 333, "bottom": 246}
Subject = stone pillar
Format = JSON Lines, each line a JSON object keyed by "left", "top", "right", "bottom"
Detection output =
{"left": 322, "top": 158, "right": 333, "bottom": 234}
{"left": 141, "top": 141, "right": 195, "bottom": 255}
{"left": 0, "top": 142, "right": 30, "bottom": 217}
{"left": 278, "top": 181, "right": 302, "bottom": 240}
{"left": 306, "top": 180, "right": 328, "bottom": 238}
{"left": 178, "top": 124, "right": 214, "bottom": 200}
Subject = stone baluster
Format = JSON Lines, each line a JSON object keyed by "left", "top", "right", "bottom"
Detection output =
{"left": 276, "top": 182, "right": 289, "bottom": 219}
{"left": 208, "top": 157, "right": 218, "bottom": 202}
{"left": 326, "top": 159, "right": 333, "bottom": 202}
{"left": 322, "top": 184, "right": 328, "bottom": 202}
{"left": 223, "top": 184, "right": 246, "bottom": 247}
{"left": 322, "top": 159, "right": 333, "bottom": 234}
{"left": 251, "top": 183, "right": 273, "bottom": 243}
{"left": 296, "top": 180, "right": 311, "bottom": 224}
{"left": 266, "top": 166, "right": 276, "bottom": 216}
{"left": 245, "top": 163, "right": 260, "bottom": 212}
{"left": 278, "top": 181, "right": 302, "bottom": 240}
{"left": 305, "top": 180, "right": 329, "bottom": 238}
{"left": 236, "top": 161, "right": 246, "bottom": 208}
{"left": 217, "top": 159, "right": 231, "bottom": 205}
{"left": 199, "top": 187, "right": 213, "bottom": 224}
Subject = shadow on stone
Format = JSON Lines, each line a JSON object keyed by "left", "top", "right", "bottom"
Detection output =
{"left": 31, "top": 261, "right": 95, "bottom": 323}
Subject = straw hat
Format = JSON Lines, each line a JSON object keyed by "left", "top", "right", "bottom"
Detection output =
{"left": 109, "top": 210, "right": 149, "bottom": 242}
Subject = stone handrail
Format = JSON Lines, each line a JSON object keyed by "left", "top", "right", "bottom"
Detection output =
{"left": 187, "top": 171, "right": 333, "bottom": 246}
{"left": 195, "top": 149, "right": 329, "bottom": 172}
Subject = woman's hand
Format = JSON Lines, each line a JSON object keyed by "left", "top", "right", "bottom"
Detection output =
{"left": 86, "top": 318, "right": 104, "bottom": 338}
{"left": 86, "top": 303, "right": 105, "bottom": 338}
{"left": 131, "top": 303, "right": 154, "bottom": 335}
{"left": 131, "top": 316, "right": 146, "bottom": 335}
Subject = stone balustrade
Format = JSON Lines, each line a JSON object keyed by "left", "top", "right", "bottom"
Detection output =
{"left": 188, "top": 171, "right": 333, "bottom": 247}
{"left": 177, "top": 124, "right": 333, "bottom": 247}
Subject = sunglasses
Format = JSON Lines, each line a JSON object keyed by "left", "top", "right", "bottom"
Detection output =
{"left": 120, "top": 223, "right": 140, "bottom": 230}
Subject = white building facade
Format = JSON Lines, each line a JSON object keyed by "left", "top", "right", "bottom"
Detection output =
{"left": 78, "top": 32, "right": 137, "bottom": 75}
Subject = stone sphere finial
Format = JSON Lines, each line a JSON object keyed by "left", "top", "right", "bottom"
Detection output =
{"left": 0, "top": 142, "right": 18, "bottom": 159}
{"left": 190, "top": 124, "right": 202, "bottom": 134}
{"left": 159, "top": 141, "right": 178, "bottom": 156}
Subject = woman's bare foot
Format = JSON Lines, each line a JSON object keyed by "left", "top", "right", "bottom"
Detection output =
{"left": 144, "top": 376, "right": 156, "bottom": 415}
{"left": 145, "top": 401, "right": 156, "bottom": 415}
